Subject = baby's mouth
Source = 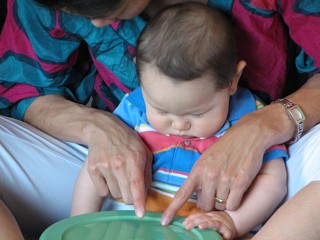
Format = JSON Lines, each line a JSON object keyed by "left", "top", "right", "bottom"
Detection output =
{"left": 169, "top": 134, "right": 194, "bottom": 139}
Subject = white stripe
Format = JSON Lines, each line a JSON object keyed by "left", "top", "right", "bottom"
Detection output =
{"left": 157, "top": 169, "right": 188, "bottom": 179}
{"left": 150, "top": 187, "right": 197, "bottom": 203}
{"left": 134, "top": 124, "right": 156, "bottom": 133}
{"left": 151, "top": 181, "right": 197, "bottom": 199}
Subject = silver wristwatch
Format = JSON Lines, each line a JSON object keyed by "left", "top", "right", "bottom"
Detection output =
{"left": 273, "top": 98, "right": 305, "bottom": 144}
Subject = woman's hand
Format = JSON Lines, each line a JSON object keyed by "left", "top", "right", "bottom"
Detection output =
{"left": 24, "top": 94, "right": 152, "bottom": 218}
{"left": 161, "top": 103, "right": 294, "bottom": 225}
{"left": 85, "top": 112, "right": 152, "bottom": 218}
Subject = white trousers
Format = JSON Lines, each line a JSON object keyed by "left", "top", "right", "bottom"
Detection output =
{"left": 0, "top": 115, "right": 319, "bottom": 236}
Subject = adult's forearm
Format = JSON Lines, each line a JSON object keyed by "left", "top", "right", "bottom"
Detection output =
{"left": 286, "top": 73, "right": 320, "bottom": 131}
{"left": 23, "top": 94, "right": 107, "bottom": 146}
{"left": 24, "top": 95, "right": 151, "bottom": 217}
{"left": 238, "top": 74, "right": 320, "bottom": 150}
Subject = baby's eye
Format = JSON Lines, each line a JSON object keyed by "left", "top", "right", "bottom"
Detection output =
{"left": 191, "top": 113, "right": 204, "bottom": 118}
{"left": 156, "top": 110, "right": 167, "bottom": 115}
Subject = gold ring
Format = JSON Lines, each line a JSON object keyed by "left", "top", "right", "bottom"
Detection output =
{"left": 214, "top": 196, "right": 226, "bottom": 204}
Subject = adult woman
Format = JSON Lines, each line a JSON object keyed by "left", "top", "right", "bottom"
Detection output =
{"left": 1, "top": 0, "right": 151, "bottom": 236}
{"left": 1, "top": 0, "right": 320, "bottom": 238}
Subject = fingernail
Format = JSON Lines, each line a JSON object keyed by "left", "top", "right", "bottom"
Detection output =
{"left": 161, "top": 217, "right": 169, "bottom": 226}
{"left": 135, "top": 208, "right": 144, "bottom": 218}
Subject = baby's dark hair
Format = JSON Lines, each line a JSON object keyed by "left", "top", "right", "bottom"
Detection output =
{"left": 136, "top": 2, "right": 237, "bottom": 89}
{"left": 34, "top": 0, "right": 124, "bottom": 19}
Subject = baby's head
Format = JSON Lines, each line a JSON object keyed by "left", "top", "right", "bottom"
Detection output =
{"left": 136, "top": 2, "right": 246, "bottom": 138}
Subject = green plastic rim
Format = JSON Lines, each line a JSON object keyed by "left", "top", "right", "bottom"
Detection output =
{"left": 40, "top": 210, "right": 222, "bottom": 240}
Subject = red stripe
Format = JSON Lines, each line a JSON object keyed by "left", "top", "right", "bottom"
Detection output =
{"left": 139, "top": 131, "right": 219, "bottom": 154}
{"left": 0, "top": 84, "right": 39, "bottom": 102}
{"left": 1, "top": 0, "right": 77, "bottom": 73}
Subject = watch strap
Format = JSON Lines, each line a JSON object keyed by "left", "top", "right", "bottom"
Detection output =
{"left": 272, "top": 98, "right": 305, "bottom": 144}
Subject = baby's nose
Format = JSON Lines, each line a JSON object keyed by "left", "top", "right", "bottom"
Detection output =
{"left": 172, "top": 120, "right": 191, "bottom": 131}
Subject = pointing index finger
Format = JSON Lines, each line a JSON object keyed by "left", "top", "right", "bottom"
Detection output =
{"left": 130, "top": 168, "right": 146, "bottom": 218}
{"left": 161, "top": 177, "right": 196, "bottom": 225}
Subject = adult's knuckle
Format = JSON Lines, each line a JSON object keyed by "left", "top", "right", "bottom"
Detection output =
{"left": 234, "top": 173, "right": 249, "bottom": 189}
{"left": 111, "top": 192, "right": 122, "bottom": 199}
{"left": 220, "top": 174, "right": 232, "bottom": 186}
{"left": 87, "top": 162, "right": 98, "bottom": 174}
{"left": 205, "top": 170, "right": 219, "bottom": 181}
{"left": 113, "top": 156, "right": 125, "bottom": 170}
{"left": 125, "top": 150, "right": 144, "bottom": 164}
{"left": 130, "top": 176, "right": 143, "bottom": 188}
{"left": 122, "top": 195, "right": 133, "bottom": 204}
{"left": 201, "top": 202, "right": 213, "bottom": 212}
{"left": 91, "top": 160, "right": 111, "bottom": 173}
{"left": 175, "top": 187, "right": 188, "bottom": 200}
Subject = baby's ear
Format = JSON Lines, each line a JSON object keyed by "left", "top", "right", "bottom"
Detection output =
{"left": 229, "top": 60, "right": 246, "bottom": 95}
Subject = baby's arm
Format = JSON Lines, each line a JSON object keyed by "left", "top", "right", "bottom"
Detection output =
{"left": 71, "top": 160, "right": 106, "bottom": 216}
{"left": 184, "top": 158, "right": 287, "bottom": 239}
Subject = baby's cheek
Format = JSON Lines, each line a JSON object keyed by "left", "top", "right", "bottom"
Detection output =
{"left": 194, "top": 123, "right": 220, "bottom": 138}
{"left": 148, "top": 116, "right": 167, "bottom": 132}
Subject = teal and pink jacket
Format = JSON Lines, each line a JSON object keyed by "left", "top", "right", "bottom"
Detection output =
{"left": 1, "top": 0, "right": 320, "bottom": 119}
{"left": 0, "top": 0, "right": 145, "bottom": 119}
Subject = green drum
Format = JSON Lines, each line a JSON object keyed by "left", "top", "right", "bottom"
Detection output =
{"left": 40, "top": 211, "right": 222, "bottom": 240}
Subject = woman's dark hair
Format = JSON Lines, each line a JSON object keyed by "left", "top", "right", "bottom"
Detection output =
{"left": 34, "top": 0, "right": 124, "bottom": 19}
{"left": 136, "top": 2, "right": 237, "bottom": 89}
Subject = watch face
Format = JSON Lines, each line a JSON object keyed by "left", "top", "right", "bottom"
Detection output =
{"left": 289, "top": 106, "right": 305, "bottom": 123}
